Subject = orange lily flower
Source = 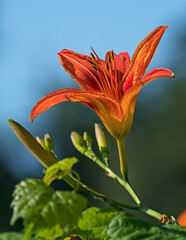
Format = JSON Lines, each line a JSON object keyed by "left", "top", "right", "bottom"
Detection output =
{"left": 177, "top": 209, "right": 186, "bottom": 226}
{"left": 30, "top": 26, "right": 174, "bottom": 139}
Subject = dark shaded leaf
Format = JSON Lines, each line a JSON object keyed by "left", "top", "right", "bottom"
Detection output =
{"left": 105, "top": 211, "right": 186, "bottom": 240}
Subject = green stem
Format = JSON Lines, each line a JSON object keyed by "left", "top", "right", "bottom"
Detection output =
{"left": 117, "top": 138, "right": 128, "bottom": 181}
{"left": 140, "top": 206, "right": 162, "bottom": 220}
{"left": 85, "top": 151, "right": 141, "bottom": 206}
{"left": 63, "top": 174, "right": 139, "bottom": 211}
{"left": 64, "top": 173, "right": 162, "bottom": 220}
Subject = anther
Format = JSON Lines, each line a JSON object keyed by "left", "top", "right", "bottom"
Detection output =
{"left": 90, "top": 53, "right": 96, "bottom": 61}
{"left": 110, "top": 50, "right": 114, "bottom": 60}
{"left": 87, "top": 59, "right": 97, "bottom": 70}
{"left": 106, "top": 62, "right": 109, "bottom": 72}
{"left": 108, "top": 54, "right": 111, "bottom": 64}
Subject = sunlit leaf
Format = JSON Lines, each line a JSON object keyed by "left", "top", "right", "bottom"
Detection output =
{"left": 43, "top": 157, "right": 78, "bottom": 185}
{"left": 11, "top": 179, "right": 87, "bottom": 239}
{"left": 76, "top": 207, "right": 117, "bottom": 239}
{"left": 0, "top": 233, "right": 24, "bottom": 240}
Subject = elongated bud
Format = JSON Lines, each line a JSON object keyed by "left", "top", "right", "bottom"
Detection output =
{"left": 95, "top": 123, "right": 109, "bottom": 166}
{"left": 71, "top": 131, "right": 87, "bottom": 154}
{"left": 8, "top": 119, "right": 57, "bottom": 168}
{"left": 83, "top": 131, "right": 92, "bottom": 150}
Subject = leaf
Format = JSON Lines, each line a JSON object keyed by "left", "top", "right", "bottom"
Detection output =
{"left": 11, "top": 179, "right": 53, "bottom": 225}
{"left": 105, "top": 211, "right": 186, "bottom": 240}
{"left": 43, "top": 157, "right": 78, "bottom": 185}
{"left": 11, "top": 178, "right": 87, "bottom": 239}
{"left": 76, "top": 207, "right": 117, "bottom": 239}
{"left": 0, "top": 233, "right": 24, "bottom": 240}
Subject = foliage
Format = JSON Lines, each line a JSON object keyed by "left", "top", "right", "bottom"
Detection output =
{"left": 0, "top": 233, "right": 24, "bottom": 240}
{"left": 105, "top": 211, "right": 186, "bottom": 240}
{"left": 10, "top": 179, "right": 87, "bottom": 240}
{"left": 43, "top": 157, "right": 78, "bottom": 185}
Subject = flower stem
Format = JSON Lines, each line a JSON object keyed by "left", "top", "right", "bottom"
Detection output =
{"left": 84, "top": 150, "right": 141, "bottom": 205}
{"left": 64, "top": 173, "right": 162, "bottom": 220}
{"left": 140, "top": 206, "right": 162, "bottom": 220}
{"left": 117, "top": 137, "right": 128, "bottom": 182}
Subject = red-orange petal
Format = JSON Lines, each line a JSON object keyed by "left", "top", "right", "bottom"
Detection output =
{"left": 123, "top": 26, "right": 168, "bottom": 88}
{"left": 105, "top": 51, "right": 130, "bottom": 82}
{"left": 30, "top": 88, "right": 81, "bottom": 121}
{"left": 68, "top": 91, "right": 125, "bottom": 138}
{"left": 68, "top": 91, "right": 122, "bottom": 120}
{"left": 177, "top": 209, "right": 186, "bottom": 226}
{"left": 58, "top": 50, "right": 102, "bottom": 92}
{"left": 142, "top": 68, "right": 174, "bottom": 84}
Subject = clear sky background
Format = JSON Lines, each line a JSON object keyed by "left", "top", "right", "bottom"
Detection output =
{"left": 1, "top": 0, "right": 186, "bottom": 177}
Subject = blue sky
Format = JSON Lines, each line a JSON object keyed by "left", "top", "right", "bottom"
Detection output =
{"left": 1, "top": 0, "right": 186, "bottom": 177}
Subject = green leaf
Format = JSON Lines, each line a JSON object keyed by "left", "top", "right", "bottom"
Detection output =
{"left": 11, "top": 179, "right": 53, "bottom": 225}
{"left": 105, "top": 211, "right": 186, "bottom": 240}
{"left": 11, "top": 178, "right": 87, "bottom": 239}
{"left": 43, "top": 157, "right": 78, "bottom": 185}
{"left": 76, "top": 207, "right": 117, "bottom": 239}
{"left": 0, "top": 233, "right": 24, "bottom": 240}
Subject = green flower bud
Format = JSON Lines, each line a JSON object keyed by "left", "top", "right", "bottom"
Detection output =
{"left": 83, "top": 131, "right": 92, "bottom": 149}
{"left": 44, "top": 133, "right": 54, "bottom": 152}
{"left": 95, "top": 123, "right": 109, "bottom": 166}
{"left": 71, "top": 131, "right": 87, "bottom": 154}
{"left": 8, "top": 119, "right": 57, "bottom": 167}
{"left": 36, "top": 136, "right": 45, "bottom": 148}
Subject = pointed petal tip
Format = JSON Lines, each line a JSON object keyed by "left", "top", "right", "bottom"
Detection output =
{"left": 158, "top": 25, "right": 168, "bottom": 30}
{"left": 29, "top": 117, "right": 34, "bottom": 122}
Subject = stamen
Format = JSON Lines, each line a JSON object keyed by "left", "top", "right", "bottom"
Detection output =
{"left": 110, "top": 50, "right": 114, "bottom": 60}
{"left": 106, "top": 62, "right": 109, "bottom": 72}
{"left": 87, "top": 59, "right": 97, "bottom": 70}
{"left": 108, "top": 54, "right": 111, "bottom": 64}
{"left": 92, "top": 65, "right": 97, "bottom": 70}
{"left": 90, "top": 46, "right": 99, "bottom": 59}
{"left": 90, "top": 53, "right": 96, "bottom": 61}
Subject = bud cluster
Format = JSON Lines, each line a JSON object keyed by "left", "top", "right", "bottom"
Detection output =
{"left": 70, "top": 124, "right": 110, "bottom": 166}
{"left": 36, "top": 133, "right": 56, "bottom": 157}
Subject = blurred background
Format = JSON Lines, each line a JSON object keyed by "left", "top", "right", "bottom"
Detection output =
{"left": 1, "top": 0, "right": 186, "bottom": 232}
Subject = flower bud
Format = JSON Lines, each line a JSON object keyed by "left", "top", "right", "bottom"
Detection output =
{"left": 36, "top": 136, "right": 45, "bottom": 148}
{"left": 44, "top": 133, "right": 54, "bottom": 152}
{"left": 71, "top": 131, "right": 87, "bottom": 154}
{"left": 83, "top": 131, "right": 92, "bottom": 149}
{"left": 8, "top": 119, "right": 57, "bottom": 167}
{"left": 95, "top": 123, "right": 109, "bottom": 166}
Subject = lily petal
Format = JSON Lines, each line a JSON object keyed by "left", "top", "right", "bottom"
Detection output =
{"left": 30, "top": 88, "right": 81, "bottom": 121}
{"left": 123, "top": 26, "right": 168, "bottom": 88}
{"left": 177, "top": 209, "right": 186, "bottom": 226}
{"left": 68, "top": 91, "right": 126, "bottom": 138}
{"left": 68, "top": 91, "right": 122, "bottom": 120}
{"left": 105, "top": 51, "right": 130, "bottom": 82}
{"left": 58, "top": 50, "right": 102, "bottom": 91}
{"left": 142, "top": 68, "right": 174, "bottom": 84}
